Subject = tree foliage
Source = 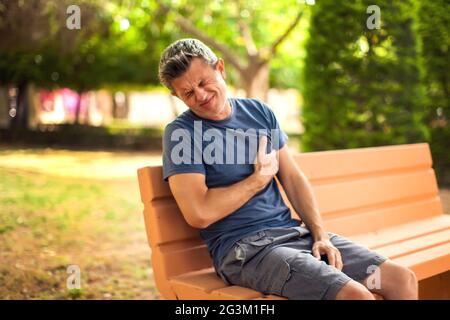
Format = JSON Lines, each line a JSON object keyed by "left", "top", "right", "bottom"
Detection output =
{"left": 0, "top": 0, "right": 310, "bottom": 95}
{"left": 0, "top": 0, "right": 173, "bottom": 90}
{"left": 415, "top": 0, "right": 449, "bottom": 183}
{"left": 302, "top": 0, "right": 448, "bottom": 184}
{"left": 302, "top": 0, "right": 427, "bottom": 151}
{"left": 155, "top": 0, "right": 311, "bottom": 100}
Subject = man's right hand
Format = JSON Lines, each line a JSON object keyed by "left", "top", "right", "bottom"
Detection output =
{"left": 168, "top": 135, "right": 280, "bottom": 229}
{"left": 252, "top": 135, "right": 279, "bottom": 190}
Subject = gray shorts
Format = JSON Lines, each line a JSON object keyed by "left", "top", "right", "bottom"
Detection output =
{"left": 217, "top": 226, "right": 387, "bottom": 300}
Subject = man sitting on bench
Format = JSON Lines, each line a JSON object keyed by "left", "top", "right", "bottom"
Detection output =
{"left": 158, "top": 38, "right": 418, "bottom": 300}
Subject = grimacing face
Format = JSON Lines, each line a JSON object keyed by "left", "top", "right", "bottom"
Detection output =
{"left": 170, "top": 57, "right": 232, "bottom": 121}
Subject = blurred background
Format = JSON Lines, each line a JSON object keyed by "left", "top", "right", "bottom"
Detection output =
{"left": 0, "top": 0, "right": 448, "bottom": 299}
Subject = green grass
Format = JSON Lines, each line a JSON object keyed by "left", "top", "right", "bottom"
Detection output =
{"left": 0, "top": 148, "right": 162, "bottom": 299}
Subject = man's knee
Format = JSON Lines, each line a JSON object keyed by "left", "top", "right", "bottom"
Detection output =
{"left": 393, "top": 266, "right": 418, "bottom": 297}
{"left": 376, "top": 261, "right": 418, "bottom": 299}
{"left": 336, "top": 280, "right": 375, "bottom": 300}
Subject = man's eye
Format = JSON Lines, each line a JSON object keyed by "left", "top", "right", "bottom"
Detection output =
{"left": 185, "top": 92, "right": 193, "bottom": 98}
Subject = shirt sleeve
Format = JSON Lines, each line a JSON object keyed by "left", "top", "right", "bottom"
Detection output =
{"left": 162, "top": 123, "right": 206, "bottom": 182}
{"left": 258, "top": 100, "right": 289, "bottom": 151}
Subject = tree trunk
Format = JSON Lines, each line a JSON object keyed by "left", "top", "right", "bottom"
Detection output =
{"left": 9, "top": 81, "right": 29, "bottom": 129}
{"left": 27, "top": 83, "right": 38, "bottom": 129}
{"left": 112, "top": 91, "right": 118, "bottom": 119}
{"left": 0, "top": 86, "right": 9, "bottom": 129}
{"left": 243, "top": 63, "right": 270, "bottom": 102}
{"left": 74, "top": 91, "right": 82, "bottom": 125}
{"left": 112, "top": 91, "right": 130, "bottom": 119}
{"left": 123, "top": 92, "right": 130, "bottom": 119}
{"left": 84, "top": 92, "right": 91, "bottom": 125}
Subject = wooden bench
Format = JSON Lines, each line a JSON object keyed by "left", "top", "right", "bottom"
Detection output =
{"left": 137, "top": 143, "right": 450, "bottom": 300}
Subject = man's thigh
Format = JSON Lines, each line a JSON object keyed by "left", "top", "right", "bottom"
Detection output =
{"left": 328, "top": 233, "right": 388, "bottom": 283}
{"left": 219, "top": 228, "right": 387, "bottom": 300}
{"left": 243, "top": 245, "right": 352, "bottom": 300}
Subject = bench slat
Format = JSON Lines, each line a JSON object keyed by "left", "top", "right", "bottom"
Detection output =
{"left": 324, "top": 197, "right": 443, "bottom": 236}
{"left": 170, "top": 269, "right": 266, "bottom": 300}
{"left": 137, "top": 166, "right": 170, "bottom": 203}
{"left": 393, "top": 242, "right": 450, "bottom": 280}
{"left": 170, "top": 268, "right": 227, "bottom": 290}
{"left": 170, "top": 287, "right": 223, "bottom": 300}
{"left": 143, "top": 203, "right": 201, "bottom": 247}
{"left": 255, "top": 295, "right": 288, "bottom": 300}
{"left": 375, "top": 229, "right": 450, "bottom": 259}
{"left": 155, "top": 245, "right": 212, "bottom": 276}
{"left": 349, "top": 215, "right": 450, "bottom": 248}
{"left": 314, "top": 169, "right": 439, "bottom": 215}
{"left": 296, "top": 143, "right": 431, "bottom": 182}
{"left": 210, "top": 286, "right": 264, "bottom": 300}
{"left": 151, "top": 244, "right": 212, "bottom": 299}
{"left": 170, "top": 268, "right": 228, "bottom": 300}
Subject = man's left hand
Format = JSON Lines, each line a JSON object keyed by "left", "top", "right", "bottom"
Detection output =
{"left": 312, "top": 239, "right": 343, "bottom": 271}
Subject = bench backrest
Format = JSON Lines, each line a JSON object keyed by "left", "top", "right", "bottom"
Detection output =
{"left": 137, "top": 143, "right": 443, "bottom": 299}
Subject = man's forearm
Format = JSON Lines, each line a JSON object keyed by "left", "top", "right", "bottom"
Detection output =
{"left": 200, "top": 174, "right": 267, "bottom": 228}
{"left": 282, "top": 172, "right": 329, "bottom": 241}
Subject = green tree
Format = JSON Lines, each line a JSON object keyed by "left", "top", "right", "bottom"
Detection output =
{"left": 0, "top": 0, "right": 112, "bottom": 127}
{"left": 0, "top": 0, "right": 172, "bottom": 126}
{"left": 415, "top": 0, "right": 449, "bottom": 184}
{"left": 302, "top": 0, "right": 426, "bottom": 152}
{"left": 156, "top": 0, "right": 312, "bottom": 101}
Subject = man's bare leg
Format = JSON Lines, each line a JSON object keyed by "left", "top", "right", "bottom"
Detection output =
{"left": 362, "top": 260, "right": 418, "bottom": 300}
{"left": 335, "top": 280, "right": 376, "bottom": 300}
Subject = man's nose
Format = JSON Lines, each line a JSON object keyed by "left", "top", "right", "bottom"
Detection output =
{"left": 194, "top": 87, "right": 207, "bottom": 102}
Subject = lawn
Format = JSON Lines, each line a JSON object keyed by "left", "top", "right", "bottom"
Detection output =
{"left": 0, "top": 147, "right": 162, "bottom": 299}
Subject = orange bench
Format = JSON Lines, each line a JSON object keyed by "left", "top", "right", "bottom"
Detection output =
{"left": 137, "top": 143, "right": 450, "bottom": 300}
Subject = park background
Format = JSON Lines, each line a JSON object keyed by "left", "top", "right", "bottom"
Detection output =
{"left": 0, "top": 0, "right": 448, "bottom": 299}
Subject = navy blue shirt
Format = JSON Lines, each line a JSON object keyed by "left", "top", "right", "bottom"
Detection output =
{"left": 162, "top": 97, "right": 301, "bottom": 271}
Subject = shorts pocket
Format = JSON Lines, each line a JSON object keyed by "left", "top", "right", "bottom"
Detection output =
{"left": 268, "top": 259, "right": 291, "bottom": 295}
{"left": 250, "top": 254, "right": 291, "bottom": 296}
{"left": 240, "top": 231, "right": 274, "bottom": 247}
{"left": 248, "top": 237, "right": 274, "bottom": 246}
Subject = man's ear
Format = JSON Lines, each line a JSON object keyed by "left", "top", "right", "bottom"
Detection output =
{"left": 216, "top": 58, "right": 226, "bottom": 79}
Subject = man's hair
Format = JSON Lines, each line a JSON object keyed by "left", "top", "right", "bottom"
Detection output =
{"left": 158, "top": 38, "right": 218, "bottom": 92}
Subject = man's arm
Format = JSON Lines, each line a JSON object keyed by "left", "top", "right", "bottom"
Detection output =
{"left": 168, "top": 136, "right": 278, "bottom": 229}
{"left": 276, "top": 145, "right": 327, "bottom": 241}
{"left": 276, "top": 145, "right": 343, "bottom": 270}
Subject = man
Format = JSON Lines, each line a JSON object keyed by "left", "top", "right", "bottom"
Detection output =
{"left": 158, "top": 38, "right": 418, "bottom": 300}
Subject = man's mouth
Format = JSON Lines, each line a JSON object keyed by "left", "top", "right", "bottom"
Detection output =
{"left": 200, "top": 95, "right": 214, "bottom": 108}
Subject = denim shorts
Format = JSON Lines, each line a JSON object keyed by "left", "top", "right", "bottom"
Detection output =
{"left": 217, "top": 226, "right": 387, "bottom": 300}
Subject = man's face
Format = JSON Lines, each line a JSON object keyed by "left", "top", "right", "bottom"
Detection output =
{"left": 171, "top": 57, "right": 230, "bottom": 121}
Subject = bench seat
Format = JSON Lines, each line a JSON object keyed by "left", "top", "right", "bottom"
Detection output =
{"left": 167, "top": 215, "right": 450, "bottom": 300}
{"left": 137, "top": 143, "right": 450, "bottom": 300}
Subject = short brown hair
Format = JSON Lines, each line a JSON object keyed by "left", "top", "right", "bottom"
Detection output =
{"left": 158, "top": 38, "right": 218, "bottom": 92}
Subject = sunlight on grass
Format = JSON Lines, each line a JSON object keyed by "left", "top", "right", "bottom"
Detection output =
{"left": 0, "top": 148, "right": 162, "bottom": 179}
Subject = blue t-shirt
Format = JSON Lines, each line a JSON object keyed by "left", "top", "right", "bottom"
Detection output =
{"left": 162, "top": 97, "right": 301, "bottom": 271}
